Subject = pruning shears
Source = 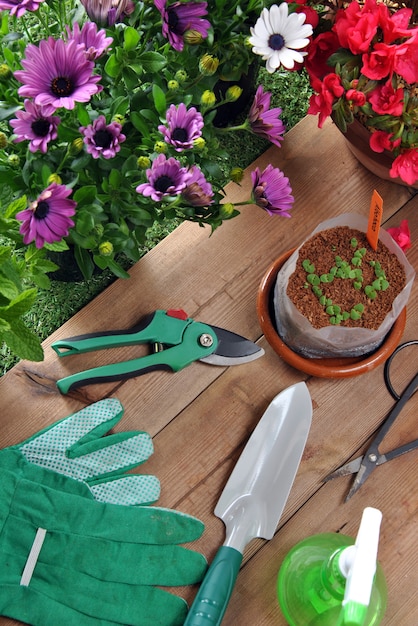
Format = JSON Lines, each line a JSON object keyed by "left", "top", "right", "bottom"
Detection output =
{"left": 52, "top": 309, "right": 264, "bottom": 394}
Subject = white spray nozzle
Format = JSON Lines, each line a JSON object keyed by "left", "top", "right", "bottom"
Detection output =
{"left": 338, "top": 507, "right": 383, "bottom": 626}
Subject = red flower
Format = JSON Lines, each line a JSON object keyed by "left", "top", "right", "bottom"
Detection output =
{"left": 393, "top": 36, "right": 418, "bottom": 84}
{"left": 345, "top": 88, "right": 366, "bottom": 107}
{"left": 369, "top": 79, "right": 404, "bottom": 116}
{"left": 308, "top": 74, "right": 344, "bottom": 128}
{"left": 379, "top": 5, "right": 413, "bottom": 43}
{"left": 333, "top": 0, "right": 379, "bottom": 55}
{"left": 369, "top": 130, "right": 401, "bottom": 153}
{"left": 305, "top": 31, "right": 340, "bottom": 81}
{"left": 361, "top": 43, "right": 396, "bottom": 80}
{"left": 387, "top": 220, "right": 411, "bottom": 251}
{"left": 390, "top": 149, "right": 418, "bottom": 185}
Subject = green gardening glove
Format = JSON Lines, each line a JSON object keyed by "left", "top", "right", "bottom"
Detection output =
{"left": 4, "top": 397, "right": 161, "bottom": 505}
{"left": 0, "top": 400, "right": 207, "bottom": 625}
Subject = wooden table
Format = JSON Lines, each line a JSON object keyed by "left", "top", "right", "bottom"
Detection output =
{"left": 1, "top": 115, "right": 417, "bottom": 625}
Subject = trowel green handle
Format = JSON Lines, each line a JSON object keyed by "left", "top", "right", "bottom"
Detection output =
{"left": 184, "top": 545, "right": 243, "bottom": 626}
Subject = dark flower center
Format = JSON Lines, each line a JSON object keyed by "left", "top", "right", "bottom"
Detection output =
{"left": 268, "top": 33, "right": 285, "bottom": 50}
{"left": 155, "top": 175, "right": 174, "bottom": 193}
{"left": 51, "top": 76, "right": 74, "bottom": 97}
{"left": 34, "top": 200, "right": 50, "bottom": 220}
{"left": 94, "top": 129, "right": 113, "bottom": 148}
{"left": 31, "top": 118, "right": 50, "bottom": 137}
{"left": 172, "top": 127, "right": 188, "bottom": 142}
{"left": 167, "top": 8, "right": 180, "bottom": 31}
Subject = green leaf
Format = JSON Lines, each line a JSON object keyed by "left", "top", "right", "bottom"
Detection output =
{"left": 104, "top": 53, "right": 120, "bottom": 78}
{"left": 76, "top": 103, "right": 91, "bottom": 126}
{"left": 152, "top": 84, "right": 167, "bottom": 117}
{"left": 75, "top": 210, "right": 95, "bottom": 236}
{"left": 140, "top": 52, "right": 167, "bottom": 73}
{"left": 2, "top": 319, "right": 44, "bottom": 361}
{"left": 0, "top": 288, "right": 38, "bottom": 320}
{"left": 0, "top": 278, "right": 19, "bottom": 301}
{"left": 74, "top": 245, "right": 94, "bottom": 280}
{"left": 105, "top": 257, "right": 130, "bottom": 279}
{"left": 124, "top": 26, "right": 140, "bottom": 51}
{"left": 130, "top": 111, "right": 151, "bottom": 137}
{"left": 44, "top": 240, "right": 69, "bottom": 252}
{"left": 5, "top": 195, "right": 27, "bottom": 218}
{"left": 73, "top": 185, "right": 98, "bottom": 205}
{"left": 109, "top": 169, "right": 122, "bottom": 187}
{"left": 111, "top": 96, "right": 130, "bottom": 118}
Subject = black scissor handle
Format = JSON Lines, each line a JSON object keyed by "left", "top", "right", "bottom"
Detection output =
{"left": 384, "top": 340, "right": 418, "bottom": 401}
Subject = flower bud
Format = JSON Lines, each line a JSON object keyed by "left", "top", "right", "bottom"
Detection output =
{"left": 7, "top": 154, "right": 20, "bottom": 168}
{"left": 199, "top": 54, "right": 220, "bottom": 76}
{"left": 225, "top": 85, "right": 243, "bottom": 102}
{"left": 230, "top": 167, "right": 244, "bottom": 183}
{"left": 137, "top": 155, "right": 151, "bottom": 169}
{"left": 0, "top": 131, "right": 8, "bottom": 149}
{"left": 0, "top": 64, "right": 11, "bottom": 80}
{"left": 193, "top": 137, "right": 206, "bottom": 151}
{"left": 167, "top": 79, "right": 179, "bottom": 91}
{"left": 47, "top": 173, "right": 62, "bottom": 185}
{"left": 99, "top": 241, "right": 114, "bottom": 256}
{"left": 220, "top": 202, "right": 235, "bottom": 217}
{"left": 154, "top": 141, "right": 167, "bottom": 154}
{"left": 183, "top": 29, "right": 203, "bottom": 45}
{"left": 175, "top": 70, "right": 188, "bottom": 83}
{"left": 201, "top": 90, "right": 216, "bottom": 107}
{"left": 70, "top": 137, "right": 84, "bottom": 155}
{"left": 94, "top": 224, "right": 105, "bottom": 237}
{"left": 112, "top": 114, "right": 125, "bottom": 125}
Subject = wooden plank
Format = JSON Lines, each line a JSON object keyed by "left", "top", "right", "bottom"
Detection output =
{"left": 0, "top": 116, "right": 416, "bottom": 626}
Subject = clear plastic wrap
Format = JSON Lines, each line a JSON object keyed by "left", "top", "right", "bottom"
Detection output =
{"left": 274, "top": 214, "right": 415, "bottom": 358}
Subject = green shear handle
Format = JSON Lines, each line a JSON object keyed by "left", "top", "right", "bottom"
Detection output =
{"left": 52, "top": 310, "right": 218, "bottom": 394}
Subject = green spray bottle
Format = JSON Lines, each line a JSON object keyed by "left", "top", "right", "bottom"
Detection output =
{"left": 277, "top": 507, "right": 387, "bottom": 626}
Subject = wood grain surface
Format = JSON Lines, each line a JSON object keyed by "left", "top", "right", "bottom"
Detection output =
{"left": 0, "top": 115, "right": 417, "bottom": 626}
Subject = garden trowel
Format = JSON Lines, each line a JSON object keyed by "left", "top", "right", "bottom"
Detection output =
{"left": 184, "top": 381, "right": 312, "bottom": 625}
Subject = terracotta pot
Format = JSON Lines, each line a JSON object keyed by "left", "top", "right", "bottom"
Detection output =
{"left": 337, "top": 117, "right": 418, "bottom": 190}
{"left": 256, "top": 249, "right": 407, "bottom": 378}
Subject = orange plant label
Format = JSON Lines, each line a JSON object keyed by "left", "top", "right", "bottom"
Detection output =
{"left": 367, "top": 189, "right": 383, "bottom": 250}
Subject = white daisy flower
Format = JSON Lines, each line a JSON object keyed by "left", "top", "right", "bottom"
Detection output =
{"left": 249, "top": 3, "right": 313, "bottom": 73}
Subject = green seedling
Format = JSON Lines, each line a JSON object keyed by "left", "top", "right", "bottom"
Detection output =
{"left": 307, "top": 273, "right": 320, "bottom": 286}
{"left": 302, "top": 259, "right": 315, "bottom": 273}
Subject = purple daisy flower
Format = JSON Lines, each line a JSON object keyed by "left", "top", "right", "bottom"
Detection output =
{"left": 251, "top": 164, "right": 294, "bottom": 217}
{"left": 0, "top": 0, "right": 44, "bottom": 17}
{"left": 80, "top": 115, "right": 126, "bottom": 159}
{"left": 80, "top": 0, "right": 135, "bottom": 26}
{"left": 14, "top": 37, "right": 102, "bottom": 111}
{"left": 16, "top": 183, "right": 76, "bottom": 248}
{"left": 182, "top": 166, "right": 214, "bottom": 206}
{"left": 136, "top": 154, "right": 192, "bottom": 202}
{"left": 248, "top": 86, "right": 286, "bottom": 148}
{"left": 65, "top": 22, "right": 113, "bottom": 61}
{"left": 10, "top": 99, "right": 60, "bottom": 154}
{"left": 158, "top": 103, "right": 204, "bottom": 152}
{"left": 154, "top": 0, "right": 210, "bottom": 52}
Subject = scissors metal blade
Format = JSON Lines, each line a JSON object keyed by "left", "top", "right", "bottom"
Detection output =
{"left": 344, "top": 459, "right": 377, "bottom": 501}
{"left": 323, "top": 457, "right": 364, "bottom": 480}
{"left": 324, "top": 453, "right": 384, "bottom": 501}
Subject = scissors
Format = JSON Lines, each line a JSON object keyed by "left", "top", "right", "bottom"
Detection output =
{"left": 324, "top": 340, "right": 418, "bottom": 501}
{"left": 51, "top": 309, "right": 264, "bottom": 394}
